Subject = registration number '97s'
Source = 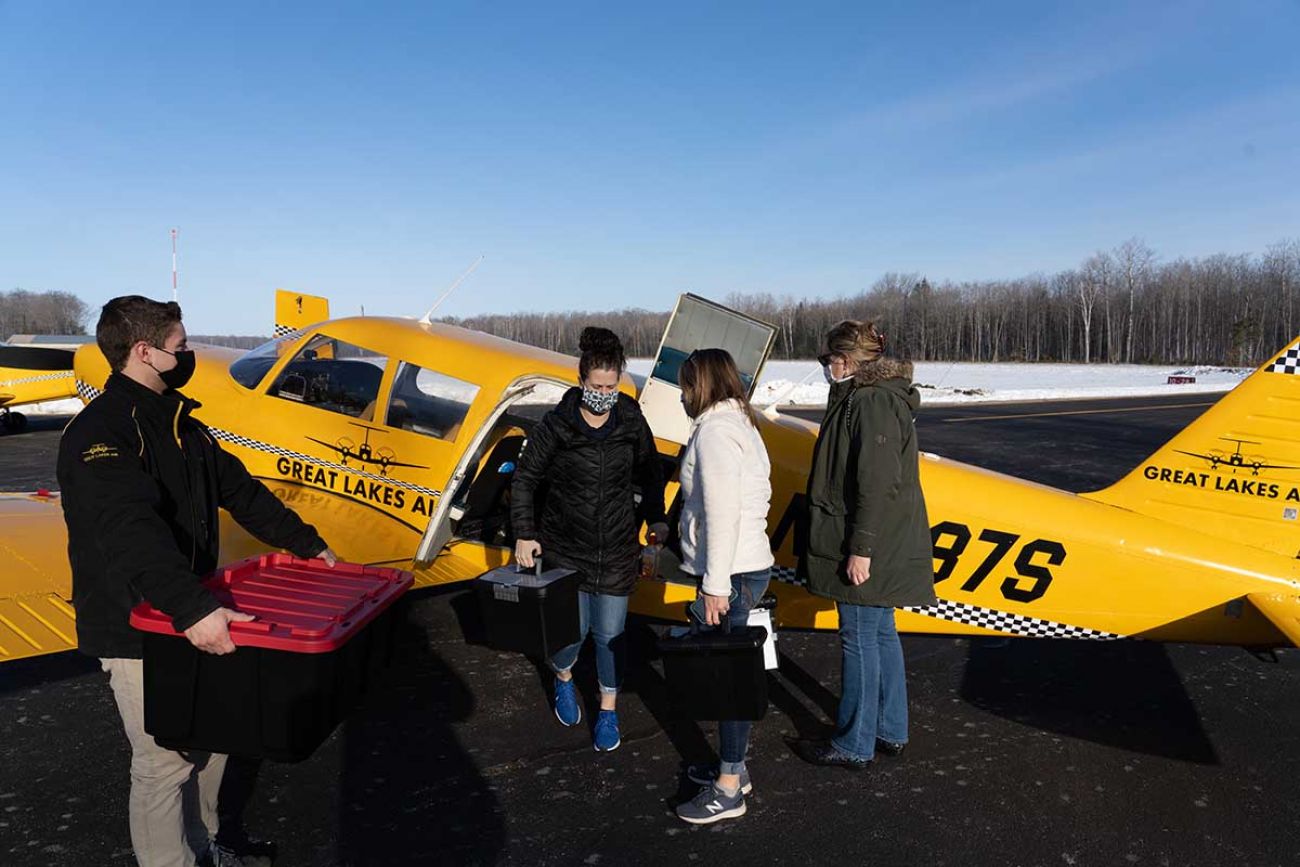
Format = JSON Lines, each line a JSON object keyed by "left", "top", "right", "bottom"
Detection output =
{"left": 771, "top": 496, "right": 1067, "bottom": 605}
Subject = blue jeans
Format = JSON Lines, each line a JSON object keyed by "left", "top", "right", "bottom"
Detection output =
{"left": 705, "top": 569, "right": 771, "bottom": 777}
{"left": 832, "top": 603, "right": 908, "bottom": 760}
{"left": 549, "top": 591, "right": 629, "bottom": 695}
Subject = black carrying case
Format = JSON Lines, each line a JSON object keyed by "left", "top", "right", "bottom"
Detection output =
{"left": 658, "top": 620, "right": 769, "bottom": 721}
{"left": 473, "top": 560, "right": 580, "bottom": 657}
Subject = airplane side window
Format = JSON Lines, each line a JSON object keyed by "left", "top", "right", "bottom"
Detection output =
{"left": 266, "top": 333, "right": 388, "bottom": 419}
{"left": 386, "top": 362, "right": 479, "bottom": 442}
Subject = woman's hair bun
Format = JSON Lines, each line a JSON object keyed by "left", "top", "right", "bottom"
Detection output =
{"left": 579, "top": 326, "right": 622, "bottom": 355}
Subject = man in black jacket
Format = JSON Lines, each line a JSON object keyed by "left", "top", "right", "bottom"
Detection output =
{"left": 59, "top": 296, "right": 335, "bottom": 867}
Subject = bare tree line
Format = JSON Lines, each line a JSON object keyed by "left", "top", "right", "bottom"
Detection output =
{"left": 0, "top": 289, "right": 90, "bottom": 340}
{"left": 14, "top": 236, "right": 1300, "bottom": 365}
{"left": 443, "top": 238, "right": 1300, "bottom": 365}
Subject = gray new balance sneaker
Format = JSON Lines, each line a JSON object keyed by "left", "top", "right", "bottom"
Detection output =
{"left": 675, "top": 783, "right": 747, "bottom": 825}
{"left": 685, "top": 763, "right": 753, "bottom": 795}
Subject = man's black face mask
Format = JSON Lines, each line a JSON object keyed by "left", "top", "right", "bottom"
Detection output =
{"left": 150, "top": 347, "right": 196, "bottom": 390}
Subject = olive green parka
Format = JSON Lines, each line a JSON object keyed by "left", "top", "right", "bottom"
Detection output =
{"left": 797, "top": 357, "right": 937, "bottom": 608}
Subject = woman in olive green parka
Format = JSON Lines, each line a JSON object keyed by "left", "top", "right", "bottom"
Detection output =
{"left": 794, "top": 320, "right": 936, "bottom": 769}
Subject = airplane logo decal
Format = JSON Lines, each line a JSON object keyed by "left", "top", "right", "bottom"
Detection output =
{"left": 306, "top": 422, "right": 430, "bottom": 477}
{"left": 1175, "top": 438, "right": 1300, "bottom": 477}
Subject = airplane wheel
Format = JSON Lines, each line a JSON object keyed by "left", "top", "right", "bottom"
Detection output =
{"left": 10, "top": 412, "right": 26, "bottom": 433}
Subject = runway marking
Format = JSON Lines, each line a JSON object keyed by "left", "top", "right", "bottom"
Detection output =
{"left": 941, "top": 402, "right": 1214, "bottom": 423}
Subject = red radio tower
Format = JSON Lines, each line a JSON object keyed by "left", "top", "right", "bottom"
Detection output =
{"left": 171, "top": 228, "right": 179, "bottom": 301}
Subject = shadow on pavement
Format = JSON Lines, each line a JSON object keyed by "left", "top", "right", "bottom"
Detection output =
{"left": 958, "top": 637, "right": 1219, "bottom": 764}
{"left": 336, "top": 615, "right": 506, "bottom": 866}
{"left": 0, "top": 650, "right": 99, "bottom": 696}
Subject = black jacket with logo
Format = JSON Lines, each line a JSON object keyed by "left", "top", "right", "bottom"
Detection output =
{"left": 510, "top": 388, "right": 666, "bottom": 596}
{"left": 58, "top": 373, "right": 327, "bottom": 658}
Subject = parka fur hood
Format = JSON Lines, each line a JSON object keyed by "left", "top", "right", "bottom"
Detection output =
{"left": 851, "top": 356, "right": 914, "bottom": 388}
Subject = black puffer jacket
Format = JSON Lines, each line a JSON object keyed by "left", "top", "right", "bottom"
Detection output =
{"left": 510, "top": 388, "right": 666, "bottom": 595}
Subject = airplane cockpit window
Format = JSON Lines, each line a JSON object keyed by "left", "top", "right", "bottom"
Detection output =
{"left": 266, "top": 333, "right": 388, "bottom": 419}
{"left": 229, "top": 333, "right": 303, "bottom": 389}
{"left": 386, "top": 362, "right": 479, "bottom": 442}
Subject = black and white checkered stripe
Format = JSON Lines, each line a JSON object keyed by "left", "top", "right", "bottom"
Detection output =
{"left": 769, "top": 564, "right": 1121, "bottom": 640}
{"left": 272, "top": 324, "right": 301, "bottom": 339}
{"left": 76, "top": 379, "right": 102, "bottom": 402}
{"left": 1269, "top": 345, "right": 1300, "bottom": 375}
{"left": 74, "top": 379, "right": 441, "bottom": 499}
{"left": 0, "top": 370, "right": 73, "bottom": 387}
{"left": 206, "top": 427, "right": 442, "bottom": 498}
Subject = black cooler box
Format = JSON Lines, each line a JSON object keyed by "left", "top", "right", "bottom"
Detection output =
{"left": 659, "top": 622, "right": 769, "bottom": 721}
{"left": 129, "top": 554, "right": 413, "bottom": 762}
{"left": 474, "top": 561, "right": 580, "bottom": 657}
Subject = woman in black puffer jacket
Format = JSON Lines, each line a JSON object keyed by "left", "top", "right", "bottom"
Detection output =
{"left": 511, "top": 327, "right": 668, "bottom": 752}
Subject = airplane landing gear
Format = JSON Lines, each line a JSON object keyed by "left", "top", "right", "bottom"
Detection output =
{"left": 1, "top": 409, "right": 27, "bottom": 434}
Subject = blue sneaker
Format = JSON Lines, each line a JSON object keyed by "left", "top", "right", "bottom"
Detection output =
{"left": 593, "top": 709, "right": 621, "bottom": 752}
{"left": 554, "top": 677, "right": 581, "bottom": 727}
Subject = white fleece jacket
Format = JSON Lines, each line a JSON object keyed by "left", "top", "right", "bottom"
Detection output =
{"left": 678, "top": 399, "right": 775, "bottom": 596}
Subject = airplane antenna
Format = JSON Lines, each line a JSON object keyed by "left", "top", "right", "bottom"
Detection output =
{"left": 170, "top": 228, "right": 179, "bottom": 302}
{"left": 419, "top": 255, "right": 484, "bottom": 325}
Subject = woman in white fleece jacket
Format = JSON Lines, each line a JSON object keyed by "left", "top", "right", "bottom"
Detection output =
{"left": 673, "top": 348, "right": 774, "bottom": 826}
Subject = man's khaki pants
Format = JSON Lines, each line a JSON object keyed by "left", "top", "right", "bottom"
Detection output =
{"left": 101, "top": 658, "right": 228, "bottom": 867}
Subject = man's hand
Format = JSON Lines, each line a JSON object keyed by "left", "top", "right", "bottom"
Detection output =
{"left": 184, "top": 607, "right": 255, "bottom": 655}
{"left": 847, "top": 554, "right": 872, "bottom": 586}
{"left": 318, "top": 547, "right": 338, "bottom": 567}
{"left": 516, "top": 539, "right": 542, "bottom": 569}
{"left": 702, "top": 591, "right": 730, "bottom": 626}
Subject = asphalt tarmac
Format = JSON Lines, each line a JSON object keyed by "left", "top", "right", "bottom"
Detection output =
{"left": 3, "top": 395, "right": 1299, "bottom": 867}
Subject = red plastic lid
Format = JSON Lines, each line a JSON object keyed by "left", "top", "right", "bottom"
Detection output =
{"left": 129, "top": 553, "right": 414, "bottom": 653}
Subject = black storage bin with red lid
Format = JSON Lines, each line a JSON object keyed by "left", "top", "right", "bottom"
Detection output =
{"left": 130, "top": 553, "right": 413, "bottom": 762}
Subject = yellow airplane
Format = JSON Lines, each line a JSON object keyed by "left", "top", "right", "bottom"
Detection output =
{"left": 0, "top": 345, "right": 78, "bottom": 433}
{"left": 2, "top": 290, "right": 1299, "bottom": 665}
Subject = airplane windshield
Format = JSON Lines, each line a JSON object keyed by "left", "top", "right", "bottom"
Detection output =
{"left": 229, "top": 334, "right": 303, "bottom": 389}
{"left": 267, "top": 333, "right": 388, "bottom": 420}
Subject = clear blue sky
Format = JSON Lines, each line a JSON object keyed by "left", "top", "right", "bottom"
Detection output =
{"left": 2, "top": 0, "right": 1297, "bottom": 333}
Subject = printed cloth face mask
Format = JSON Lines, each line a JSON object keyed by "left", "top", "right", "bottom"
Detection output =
{"left": 582, "top": 387, "right": 618, "bottom": 414}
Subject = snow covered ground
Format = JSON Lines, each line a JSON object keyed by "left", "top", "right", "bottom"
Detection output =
{"left": 20, "top": 398, "right": 82, "bottom": 416}
{"left": 624, "top": 359, "right": 1251, "bottom": 407}
{"left": 17, "top": 361, "right": 1251, "bottom": 417}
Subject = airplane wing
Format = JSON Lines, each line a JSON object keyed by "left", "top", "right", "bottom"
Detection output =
{"left": 0, "top": 493, "right": 78, "bottom": 661}
{"left": 368, "top": 540, "right": 511, "bottom": 591}
{"left": 0, "top": 484, "right": 509, "bottom": 663}
{"left": 1246, "top": 593, "right": 1300, "bottom": 648}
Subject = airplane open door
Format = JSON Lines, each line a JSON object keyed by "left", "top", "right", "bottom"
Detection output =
{"left": 639, "top": 293, "right": 779, "bottom": 445}
{"left": 412, "top": 375, "right": 571, "bottom": 567}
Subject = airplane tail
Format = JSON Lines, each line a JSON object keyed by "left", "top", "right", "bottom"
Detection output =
{"left": 1084, "top": 336, "right": 1300, "bottom": 560}
{"left": 274, "top": 289, "right": 330, "bottom": 338}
